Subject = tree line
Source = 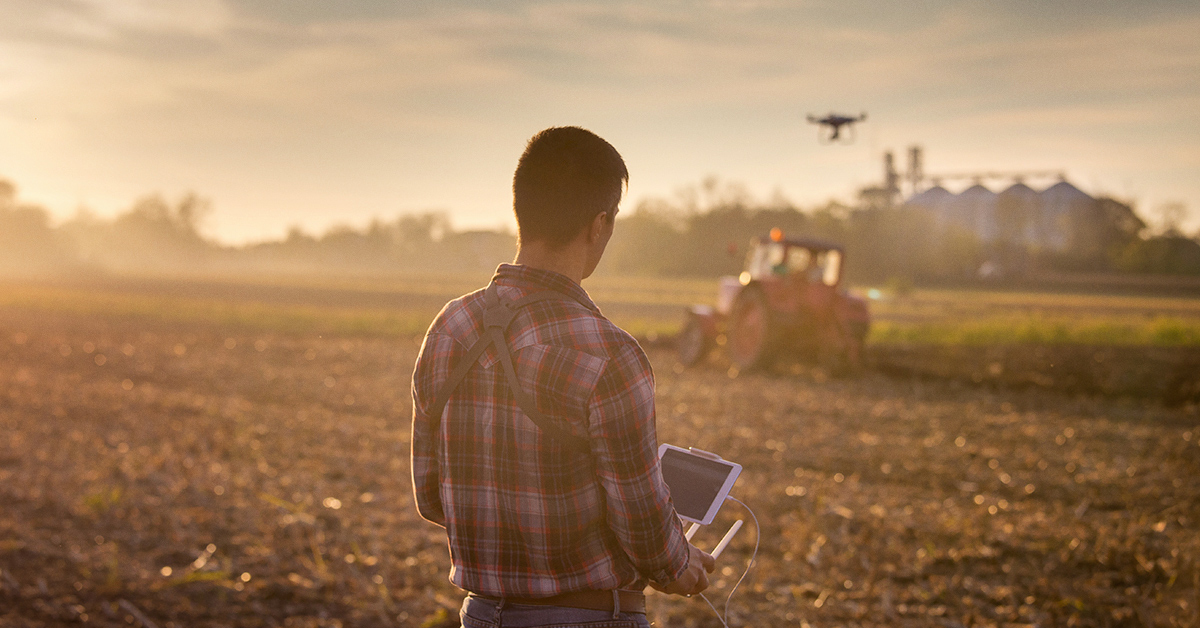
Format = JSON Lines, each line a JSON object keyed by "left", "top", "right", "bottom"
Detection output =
{"left": 2, "top": 176, "right": 1198, "bottom": 283}
{"left": 608, "top": 178, "right": 1200, "bottom": 282}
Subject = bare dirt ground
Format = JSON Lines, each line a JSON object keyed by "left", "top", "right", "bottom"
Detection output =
{"left": 870, "top": 344, "right": 1200, "bottom": 405}
{"left": 2, "top": 307, "right": 1198, "bottom": 627}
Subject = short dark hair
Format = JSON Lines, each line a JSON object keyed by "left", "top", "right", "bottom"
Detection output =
{"left": 513, "top": 127, "right": 628, "bottom": 247}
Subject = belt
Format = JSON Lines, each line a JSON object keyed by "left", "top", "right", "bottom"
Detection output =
{"left": 477, "top": 590, "right": 646, "bottom": 614}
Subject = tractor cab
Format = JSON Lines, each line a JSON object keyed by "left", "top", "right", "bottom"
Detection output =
{"left": 682, "top": 229, "right": 870, "bottom": 373}
{"left": 741, "top": 231, "right": 843, "bottom": 286}
{"left": 717, "top": 230, "right": 846, "bottom": 319}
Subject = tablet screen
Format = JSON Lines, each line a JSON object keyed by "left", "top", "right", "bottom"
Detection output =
{"left": 660, "top": 448, "right": 738, "bottom": 522}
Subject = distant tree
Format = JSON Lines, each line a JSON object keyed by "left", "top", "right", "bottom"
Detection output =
{"left": 844, "top": 207, "right": 943, "bottom": 283}
{"left": 599, "top": 201, "right": 685, "bottom": 275}
{"left": 0, "top": 178, "right": 76, "bottom": 276}
{"left": 236, "top": 211, "right": 463, "bottom": 275}
{"left": 1115, "top": 234, "right": 1200, "bottom": 275}
{"left": 1155, "top": 201, "right": 1187, "bottom": 236}
{"left": 441, "top": 229, "right": 517, "bottom": 273}
{"left": 113, "top": 193, "right": 210, "bottom": 243}
{"left": 1033, "top": 196, "right": 1147, "bottom": 273}
{"left": 1094, "top": 197, "right": 1147, "bottom": 268}
{"left": 60, "top": 192, "right": 217, "bottom": 273}
{"left": 285, "top": 225, "right": 316, "bottom": 244}
{"left": 392, "top": 212, "right": 451, "bottom": 256}
{"left": 806, "top": 201, "right": 853, "bottom": 241}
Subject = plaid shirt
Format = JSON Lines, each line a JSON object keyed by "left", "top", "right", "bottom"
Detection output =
{"left": 410, "top": 264, "right": 689, "bottom": 597}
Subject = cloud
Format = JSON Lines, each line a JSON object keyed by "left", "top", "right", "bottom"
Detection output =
{"left": 9, "top": 1, "right": 1197, "bottom": 131}
{"left": 2, "top": 0, "right": 1199, "bottom": 239}
{"left": 1, "top": 0, "right": 233, "bottom": 43}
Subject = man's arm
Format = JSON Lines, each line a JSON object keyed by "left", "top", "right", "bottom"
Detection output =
{"left": 410, "top": 333, "right": 447, "bottom": 527}
{"left": 653, "top": 544, "right": 716, "bottom": 596}
{"left": 587, "top": 340, "right": 691, "bottom": 585}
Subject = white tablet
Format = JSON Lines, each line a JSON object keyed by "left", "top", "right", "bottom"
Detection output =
{"left": 658, "top": 444, "right": 742, "bottom": 525}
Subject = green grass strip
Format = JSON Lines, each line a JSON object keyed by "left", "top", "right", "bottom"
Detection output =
{"left": 870, "top": 316, "right": 1200, "bottom": 347}
{"left": 0, "top": 283, "right": 437, "bottom": 338}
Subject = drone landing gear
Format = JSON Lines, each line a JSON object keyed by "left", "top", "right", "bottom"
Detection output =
{"left": 817, "top": 123, "right": 858, "bottom": 145}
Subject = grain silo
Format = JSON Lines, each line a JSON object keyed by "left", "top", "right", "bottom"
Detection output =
{"left": 951, "top": 183, "right": 998, "bottom": 242}
{"left": 996, "top": 182, "right": 1041, "bottom": 247}
{"left": 1039, "top": 180, "right": 1094, "bottom": 252}
{"left": 905, "top": 185, "right": 955, "bottom": 227}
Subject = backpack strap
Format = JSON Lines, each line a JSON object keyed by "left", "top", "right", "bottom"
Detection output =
{"left": 426, "top": 283, "right": 590, "bottom": 452}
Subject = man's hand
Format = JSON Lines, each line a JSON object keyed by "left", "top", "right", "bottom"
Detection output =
{"left": 651, "top": 543, "right": 716, "bottom": 597}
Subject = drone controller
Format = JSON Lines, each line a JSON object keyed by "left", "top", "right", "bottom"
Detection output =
{"left": 658, "top": 444, "right": 744, "bottom": 559}
{"left": 658, "top": 444, "right": 759, "bottom": 627}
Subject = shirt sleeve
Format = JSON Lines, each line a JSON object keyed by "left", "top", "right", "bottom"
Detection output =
{"left": 587, "top": 339, "right": 690, "bottom": 585}
{"left": 410, "top": 332, "right": 447, "bottom": 527}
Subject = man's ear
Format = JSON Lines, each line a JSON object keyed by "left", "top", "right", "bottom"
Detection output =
{"left": 586, "top": 210, "right": 607, "bottom": 244}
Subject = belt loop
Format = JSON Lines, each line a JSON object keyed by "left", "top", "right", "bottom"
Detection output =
{"left": 611, "top": 590, "right": 620, "bottom": 619}
{"left": 492, "top": 597, "right": 505, "bottom": 627}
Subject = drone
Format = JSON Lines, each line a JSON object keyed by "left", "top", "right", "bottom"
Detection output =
{"left": 806, "top": 111, "right": 867, "bottom": 144}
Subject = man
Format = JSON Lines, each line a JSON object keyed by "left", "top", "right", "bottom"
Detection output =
{"left": 411, "top": 126, "right": 714, "bottom": 627}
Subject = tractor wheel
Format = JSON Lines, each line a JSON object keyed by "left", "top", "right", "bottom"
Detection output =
{"left": 727, "top": 286, "right": 776, "bottom": 371}
{"left": 676, "top": 315, "right": 711, "bottom": 367}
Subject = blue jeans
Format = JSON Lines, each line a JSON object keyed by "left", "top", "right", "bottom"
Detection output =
{"left": 460, "top": 594, "right": 650, "bottom": 628}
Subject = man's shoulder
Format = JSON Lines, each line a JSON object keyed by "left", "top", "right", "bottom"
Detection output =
{"left": 513, "top": 294, "right": 642, "bottom": 359}
{"left": 421, "top": 283, "right": 646, "bottom": 364}
{"left": 424, "top": 288, "right": 487, "bottom": 344}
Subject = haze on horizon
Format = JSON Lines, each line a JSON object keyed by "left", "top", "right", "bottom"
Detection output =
{"left": 1, "top": 0, "right": 1197, "bottom": 245}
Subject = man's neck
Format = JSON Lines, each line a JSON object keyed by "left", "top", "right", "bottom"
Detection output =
{"left": 512, "top": 240, "right": 587, "bottom": 285}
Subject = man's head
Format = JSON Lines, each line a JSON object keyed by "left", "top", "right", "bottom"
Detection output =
{"left": 513, "top": 127, "right": 628, "bottom": 250}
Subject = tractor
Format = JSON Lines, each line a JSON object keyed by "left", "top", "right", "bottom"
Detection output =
{"left": 678, "top": 229, "right": 870, "bottom": 373}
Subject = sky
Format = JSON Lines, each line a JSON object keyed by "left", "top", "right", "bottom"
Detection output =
{"left": 1, "top": 0, "right": 1198, "bottom": 244}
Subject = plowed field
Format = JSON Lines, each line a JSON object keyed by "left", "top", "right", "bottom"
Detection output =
{"left": 2, "top": 305, "right": 1198, "bottom": 628}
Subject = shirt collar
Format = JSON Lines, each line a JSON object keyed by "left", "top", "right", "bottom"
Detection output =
{"left": 491, "top": 263, "right": 601, "bottom": 314}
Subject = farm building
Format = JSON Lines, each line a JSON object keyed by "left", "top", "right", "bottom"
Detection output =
{"left": 902, "top": 178, "right": 1141, "bottom": 257}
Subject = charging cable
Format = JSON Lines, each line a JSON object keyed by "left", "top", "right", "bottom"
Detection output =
{"left": 696, "top": 496, "right": 759, "bottom": 627}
